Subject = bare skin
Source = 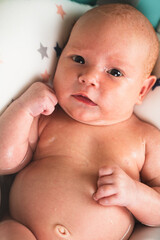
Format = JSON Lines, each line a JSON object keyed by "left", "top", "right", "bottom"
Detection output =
{"left": 10, "top": 107, "right": 137, "bottom": 240}
{"left": 0, "top": 4, "right": 160, "bottom": 240}
{"left": 0, "top": 220, "right": 37, "bottom": 240}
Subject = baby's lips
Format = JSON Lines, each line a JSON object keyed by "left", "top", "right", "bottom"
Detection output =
{"left": 93, "top": 193, "right": 98, "bottom": 201}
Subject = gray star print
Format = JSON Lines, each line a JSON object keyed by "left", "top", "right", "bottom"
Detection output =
{"left": 37, "top": 43, "right": 48, "bottom": 59}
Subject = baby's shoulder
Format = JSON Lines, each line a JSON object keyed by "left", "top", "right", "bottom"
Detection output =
{"left": 132, "top": 114, "right": 160, "bottom": 144}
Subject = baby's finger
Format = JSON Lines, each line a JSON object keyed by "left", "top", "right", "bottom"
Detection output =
{"left": 41, "top": 91, "right": 58, "bottom": 116}
{"left": 41, "top": 100, "right": 56, "bottom": 116}
{"left": 99, "top": 166, "right": 114, "bottom": 177}
{"left": 48, "top": 91, "right": 58, "bottom": 106}
{"left": 97, "top": 175, "right": 114, "bottom": 187}
{"left": 98, "top": 194, "right": 120, "bottom": 206}
{"left": 93, "top": 185, "right": 116, "bottom": 201}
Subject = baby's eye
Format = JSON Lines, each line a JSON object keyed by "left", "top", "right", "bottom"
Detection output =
{"left": 72, "top": 55, "right": 85, "bottom": 64}
{"left": 107, "top": 68, "right": 123, "bottom": 77}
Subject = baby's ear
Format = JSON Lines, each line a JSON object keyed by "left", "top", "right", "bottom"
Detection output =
{"left": 136, "top": 75, "right": 157, "bottom": 105}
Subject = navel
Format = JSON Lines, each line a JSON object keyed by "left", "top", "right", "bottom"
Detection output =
{"left": 55, "top": 224, "right": 71, "bottom": 238}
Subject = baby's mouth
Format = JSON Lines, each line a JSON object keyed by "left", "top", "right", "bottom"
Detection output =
{"left": 72, "top": 94, "right": 97, "bottom": 106}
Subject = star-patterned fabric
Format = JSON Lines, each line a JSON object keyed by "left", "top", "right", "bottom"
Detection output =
{"left": 38, "top": 43, "right": 49, "bottom": 60}
{"left": 0, "top": 0, "right": 92, "bottom": 113}
{"left": 152, "top": 78, "right": 160, "bottom": 90}
{"left": 56, "top": 4, "right": 66, "bottom": 19}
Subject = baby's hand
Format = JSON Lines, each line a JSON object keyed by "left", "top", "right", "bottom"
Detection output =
{"left": 93, "top": 165, "right": 137, "bottom": 207}
{"left": 18, "top": 82, "right": 58, "bottom": 117}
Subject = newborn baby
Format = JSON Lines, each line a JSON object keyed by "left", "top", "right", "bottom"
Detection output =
{"left": 0, "top": 3, "right": 160, "bottom": 240}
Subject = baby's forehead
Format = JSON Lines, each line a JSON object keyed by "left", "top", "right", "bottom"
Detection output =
{"left": 78, "top": 5, "right": 146, "bottom": 33}
{"left": 73, "top": 10, "right": 146, "bottom": 48}
{"left": 70, "top": 6, "right": 149, "bottom": 56}
{"left": 70, "top": 4, "right": 159, "bottom": 75}
{"left": 74, "top": 4, "right": 157, "bottom": 50}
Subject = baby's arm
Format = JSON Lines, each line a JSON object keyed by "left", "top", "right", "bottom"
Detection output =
{"left": 93, "top": 125, "right": 160, "bottom": 226}
{"left": 128, "top": 125, "right": 160, "bottom": 226}
{"left": 0, "top": 82, "right": 57, "bottom": 175}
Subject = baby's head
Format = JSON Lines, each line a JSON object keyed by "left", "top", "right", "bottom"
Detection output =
{"left": 73, "top": 4, "right": 159, "bottom": 77}
{"left": 53, "top": 4, "right": 159, "bottom": 126}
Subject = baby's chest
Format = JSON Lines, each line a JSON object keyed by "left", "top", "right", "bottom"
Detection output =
{"left": 36, "top": 118, "right": 145, "bottom": 179}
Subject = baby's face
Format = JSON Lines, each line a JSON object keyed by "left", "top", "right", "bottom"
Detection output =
{"left": 53, "top": 15, "right": 149, "bottom": 125}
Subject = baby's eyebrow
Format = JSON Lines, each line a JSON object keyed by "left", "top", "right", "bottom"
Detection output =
{"left": 67, "top": 40, "right": 92, "bottom": 53}
{"left": 65, "top": 46, "right": 84, "bottom": 55}
{"left": 107, "top": 57, "right": 133, "bottom": 71}
{"left": 66, "top": 41, "right": 83, "bottom": 50}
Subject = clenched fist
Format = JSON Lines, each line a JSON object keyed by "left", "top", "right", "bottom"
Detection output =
{"left": 18, "top": 82, "right": 58, "bottom": 117}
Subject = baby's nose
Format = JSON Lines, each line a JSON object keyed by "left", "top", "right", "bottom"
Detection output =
{"left": 78, "top": 67, "right": 100, "bottom": 87}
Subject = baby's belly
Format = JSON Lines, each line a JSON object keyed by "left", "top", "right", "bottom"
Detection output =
{"left": 9, "top": 157, "right": 134, "bottom": 240}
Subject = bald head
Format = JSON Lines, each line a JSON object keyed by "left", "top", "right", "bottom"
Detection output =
{"left": 73, "top": 4, "right": 159, "bottom": 76}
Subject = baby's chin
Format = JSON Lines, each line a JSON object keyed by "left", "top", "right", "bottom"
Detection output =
{"left": 58, "top": 100, "right": 132, "bottom": 126}
{"left": 58, "top": 104, "right": 98, "bottom": 126}
{"left": 59, "top": 105, "right": 117, "bottom": 126}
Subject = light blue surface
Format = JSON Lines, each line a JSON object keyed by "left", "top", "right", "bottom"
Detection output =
{"left": 136, "top": 0, "right": 160, "bottom": 29}
{"left": 70, "top": 0, "right": 97, "bottom": 5}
